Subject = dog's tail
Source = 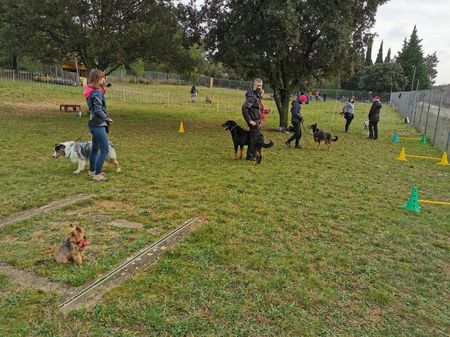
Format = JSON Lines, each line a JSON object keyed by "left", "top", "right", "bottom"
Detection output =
{"left": 332, "top": 136, "right": 338, "bottom": 142}
{"left": 262, "top": 140, "right": 274, "bottom": 148}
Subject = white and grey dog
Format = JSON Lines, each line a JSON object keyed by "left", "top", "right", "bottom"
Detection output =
{"left": 52, "top": 141, "right": 121, "bottom": 174}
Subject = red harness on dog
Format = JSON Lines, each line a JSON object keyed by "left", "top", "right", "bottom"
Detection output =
{"left": 78, "top": 239, "right": 89, "bottom": 251}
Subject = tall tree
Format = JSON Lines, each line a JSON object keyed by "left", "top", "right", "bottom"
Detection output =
{"left": 424, "top": 52, "right": 438, "bottom": 86}
{"left": 384, "top": 48, "right": 391, "bottom": 63}
{"left": 204, "top": 0, "right": 387, "bottom": 128}
{"left": 0, "top": 0, "right": 189, "bottom": 74}
{"left": 396, "top": 26, "right": 430, "bottom": 90}
{"left": 364, "top": 37, "right": 374, "bottom": 66}
{"left": 358, "top": 63, "right": 407, "bottom": 92}
{"left": 375, "top": 40, "right": 383, "bottom": 64}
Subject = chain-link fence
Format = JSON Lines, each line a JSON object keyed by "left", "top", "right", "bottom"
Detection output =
{"left": 390, "top": 87, "right": 450, "bottom": 152}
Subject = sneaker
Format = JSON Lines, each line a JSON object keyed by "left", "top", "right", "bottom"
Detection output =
{"left": 92, "top": 174, "right": 108, "bottom": 182}
{"left": 89, "top": 171, "right": 105, "bottom": 177}
{"left": 285, "top": 141, "right": 291, "bottom": 148}
{"left": 294, "top": 145, "right": 302, "bottom": 149}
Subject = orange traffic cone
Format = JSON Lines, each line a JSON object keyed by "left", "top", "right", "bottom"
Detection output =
{"left": 178, "top": 121, "right": 185, "bottom": 133}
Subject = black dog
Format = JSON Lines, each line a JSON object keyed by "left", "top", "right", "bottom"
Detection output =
{"left": 309, "top": 123, "right": 338, "bottom": 151}
{"left": 222, "top": 120, "right": 273, "bottom": 164}
{"left": 254, "top": 133, "right": 274, "bottom": 164}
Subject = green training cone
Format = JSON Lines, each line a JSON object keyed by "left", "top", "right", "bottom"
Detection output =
{"left": 401, "top": 185, "right": 421, "bottom": 213}
{"left": 421, "top": 133, "right": 427, "bottom": 144}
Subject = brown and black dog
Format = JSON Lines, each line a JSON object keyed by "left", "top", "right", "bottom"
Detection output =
{"left": 53, "top": 226, "right": 88, "bottom": 264}
{"left": 222, "top": 120, "right": 273, "bottom": 164}
{"left": 309, "top": 123, "right": 338, "bottom": 151}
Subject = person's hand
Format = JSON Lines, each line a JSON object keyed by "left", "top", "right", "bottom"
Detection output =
{"left": 249, "top": 120, "right": 256, "bottom": 126}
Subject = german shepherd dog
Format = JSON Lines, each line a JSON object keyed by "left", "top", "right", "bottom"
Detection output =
{"left": 222, "top": 120, "right": 273, "bottom": 164}
{"left": 309, "top": 123, "right": 338, "bottom": 151}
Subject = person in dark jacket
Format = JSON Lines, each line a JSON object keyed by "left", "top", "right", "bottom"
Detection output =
{"left": 285, "top": 98, "right": 303, "bottom": 148}
{"left": 190, "top": 85, "right": 198, "bottom": 102}
{"left": 87, "top": 69, "right": 113, "bottom": 182}
{"left": 368, "top": 96, "right": 382, "bottom": 139}
{"left": 242, "top": 78, "right": 263, "bottom": 160}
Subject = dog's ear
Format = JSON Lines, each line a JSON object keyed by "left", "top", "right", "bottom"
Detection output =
{"left": 75, "top": 226, "right": 83, "bottom": 233}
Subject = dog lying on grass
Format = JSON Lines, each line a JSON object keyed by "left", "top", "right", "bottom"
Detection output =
{"left": 222, "top": 120, "right": 273, "bottom": 164}
{"left": 52, "top": 226, "right": 88, "bottom": 265}
{"left": 309, "top": 123, "right": 338, "bottom": 151}
{"left": 53, "top": 141, "right": 121, "bottom": 174}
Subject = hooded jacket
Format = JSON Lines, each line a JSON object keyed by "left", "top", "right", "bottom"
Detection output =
{"left": 242, "top": 88, "right": 262, "bottom": 125}
{"left": 368, "top": 101, "right": 382, "bottom": 122}
{"left": 290, "top": 100, "right": 303, "bottom": 123}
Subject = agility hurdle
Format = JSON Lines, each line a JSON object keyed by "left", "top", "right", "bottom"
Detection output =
{"left": 401, "top": 186, "right": 450, "bottom": 213}
{"left": 392, "top": 132, "right": 427, "bottom": 144}
{"left": 396, "top": 147, "right": 448, "bottom": 166}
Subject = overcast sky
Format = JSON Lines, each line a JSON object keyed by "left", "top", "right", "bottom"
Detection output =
{"left": 177, "top": 0, "right": 449, "bottom": 85}
{"left": 371, "top": 0, "right": 449, "bottom": 85}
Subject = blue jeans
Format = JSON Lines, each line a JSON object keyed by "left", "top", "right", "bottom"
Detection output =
{"left": 89, "top": 126, "right": 109, "bottom": 175}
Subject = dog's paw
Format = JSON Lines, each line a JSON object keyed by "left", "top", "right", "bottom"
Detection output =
{"left": 73, "top": 171, "right": 81, "bottom": 174}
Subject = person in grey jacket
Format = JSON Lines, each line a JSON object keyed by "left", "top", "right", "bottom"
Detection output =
{"left": 341, "top": 96, "right": 355, "bottom": 132}
{"left": 87, "top": 69, "right": 113, "bottom": 182}
{"left": 285, "top": 98, "right": 303, "bottom": 148}
{"left": 368, "top": 96, "right": 382, "bottom": 139}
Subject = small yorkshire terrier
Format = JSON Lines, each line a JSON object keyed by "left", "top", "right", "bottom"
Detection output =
{"left": 53, "top": 226, "right": 88, "bottom": 264}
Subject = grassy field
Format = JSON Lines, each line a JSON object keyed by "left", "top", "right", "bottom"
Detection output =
{"left": 0, "top": 80, "right": 448, "bottom": 336}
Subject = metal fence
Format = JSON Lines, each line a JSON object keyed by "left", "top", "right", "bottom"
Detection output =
{"left": 390, "top": 87, "right": 450, "bottom": 152}
{"left": 107, "top": 69, "right": 252, "bottom": 90}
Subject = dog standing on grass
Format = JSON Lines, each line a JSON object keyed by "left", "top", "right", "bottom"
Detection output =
{"left": 53, "top": 141, "right": 121, "bottom": 174}
{"left": 309, "top": 123, "right": 338, "bottom": 151}
{"left": 222, "top": 120, "right": 273, "bottom": 164}
{"left": 52, "top": 226, "right": 88, "bottom": 265}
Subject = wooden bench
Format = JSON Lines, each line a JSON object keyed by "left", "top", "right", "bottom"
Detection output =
{"left": 60, "top": 104, "right": 82, "bottom": 112}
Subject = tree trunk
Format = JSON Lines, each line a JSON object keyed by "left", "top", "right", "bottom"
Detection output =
{"left": 273, "top": 86, "right": 291, "bottom": 129}
{"left": 12, "top": 55, "right": 18, "bottom": 72}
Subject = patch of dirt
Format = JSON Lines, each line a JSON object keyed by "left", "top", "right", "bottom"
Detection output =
{"left": 0, "top": 102, "right": 63, "bottom": 116}
{"left": 0, "top": 194, "right": 94, "bottom": 229}
{"left": 59, "top": 217, "right": 203, "bottom": 311}
{"left": 0, "top": 262, "right": 82, "bottom": 301}
{"left": 107, "top": 219, "right": 144, "bottom": 229}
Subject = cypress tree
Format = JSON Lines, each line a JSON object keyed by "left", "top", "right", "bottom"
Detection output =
{"left": 364, "top": 37, "right": 373, "bottom": 66}
{"left": 375, "top": 41, "right": 383, "bottom": 64}
{"left": 384, "top": 48, "right": 391, "bottom": 63}
{"left": 396, "top": 26, "right": 431, "bottom": 90}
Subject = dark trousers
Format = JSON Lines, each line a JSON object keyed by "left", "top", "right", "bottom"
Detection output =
{"left": 287, "top": 121, "right": 302, "bottom": 146}
{"left": 246, "top": 126, "right": 260, "bottom": 159}
{"left": 89, "top": 126, "right": 109, "bottom": 174}
{"left": 369, "top": 121, "right": 378, "bottom": 139}
{"left": 344, "top": 113, "right": 354, "bottom": 132}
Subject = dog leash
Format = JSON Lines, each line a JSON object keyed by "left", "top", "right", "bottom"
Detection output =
{"left": 74, "top": 128, "right": 90, "bottom": 142}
